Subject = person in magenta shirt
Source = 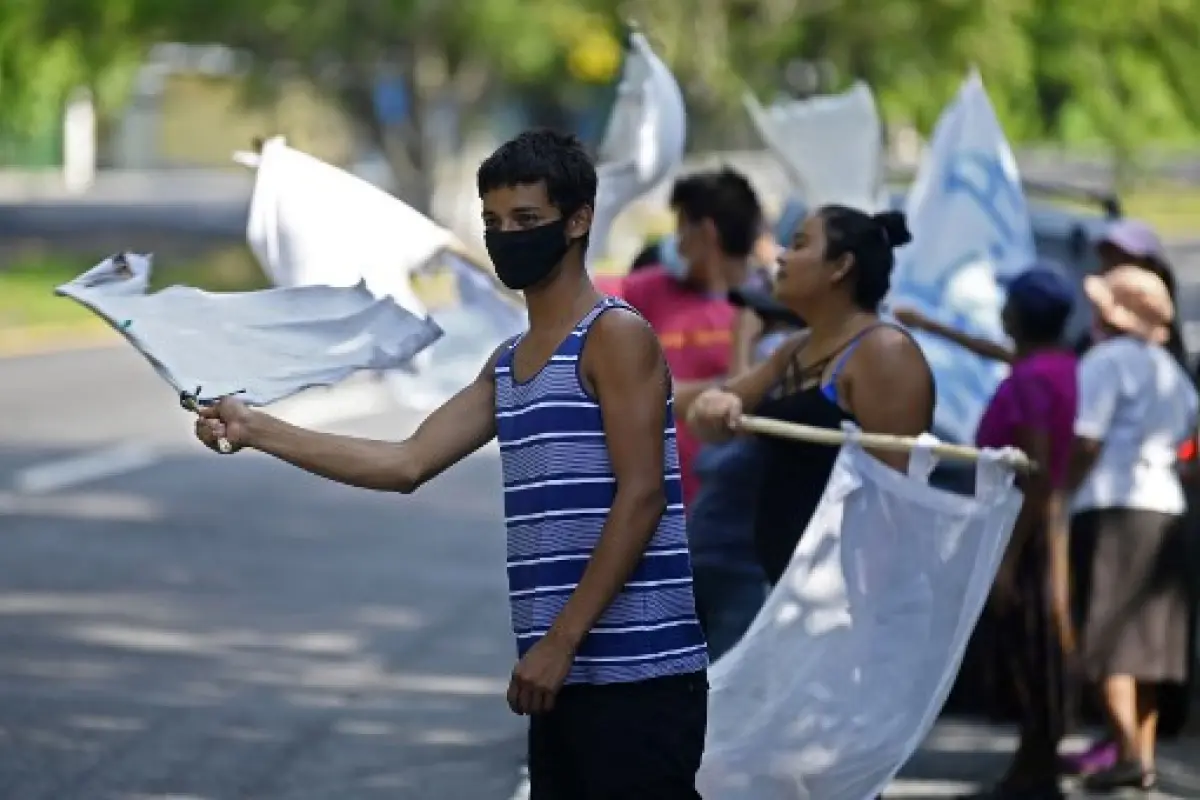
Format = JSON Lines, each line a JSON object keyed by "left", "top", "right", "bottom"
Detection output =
{"left": 617, "top": 169, "right": 764, "bottom": 506}
{"left": 897, "top": 265, "right": 1078, "bottom": 800}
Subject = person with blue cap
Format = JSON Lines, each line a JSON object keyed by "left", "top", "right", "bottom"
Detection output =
{"left": 896, "top": 264, "right": 1079, "bottom": 799}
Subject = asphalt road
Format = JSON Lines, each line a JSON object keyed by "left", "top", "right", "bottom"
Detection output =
{"left": 2, "top": 345, "right": 1199, "bottom": 799}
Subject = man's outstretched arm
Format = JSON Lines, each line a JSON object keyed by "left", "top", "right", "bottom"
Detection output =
{"left": 196, "top": 342, "right": 508, "bottom": 493}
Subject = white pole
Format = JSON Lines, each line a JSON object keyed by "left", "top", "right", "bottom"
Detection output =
{"left": 63, "top": 87, "right": 97, "bottom": 193}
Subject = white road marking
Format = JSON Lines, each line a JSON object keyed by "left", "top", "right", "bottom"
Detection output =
{"left": 506, "top": 772, "right": 986, "bottom": 799}
{"left": 12, "top": 444, "right": 161, "bottom": 495}
{"left": 884, "top": 778, "right": 978, "bottom": 797}
{"left": 271, "top": 381, "right": 396, "bottom": 428}
{"left": 0, "top": 490, "right": 163, "bottom": 522}
{"left": 9, "top": 381, "right": 398, "bottom": 494}
{"left": 509, "top": 767, "right": 529, "bottom": 800}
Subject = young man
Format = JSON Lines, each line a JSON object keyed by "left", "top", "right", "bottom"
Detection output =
{"left": 614, "top": 170, "right": 773, "bottom": 659}
{"left": 195, "top": 129, "right": 708, "bottom": 798}
{"left": 616, "top": 168, "right": 764, "bottom": 506}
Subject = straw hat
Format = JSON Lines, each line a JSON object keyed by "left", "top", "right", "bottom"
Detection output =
{"left": 1083, "top": 265, "right": 1175, "bottom": 344}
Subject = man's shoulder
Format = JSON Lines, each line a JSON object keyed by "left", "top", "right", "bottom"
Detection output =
{"left": 619, "top": 264, "right": 672, "bottom": 293}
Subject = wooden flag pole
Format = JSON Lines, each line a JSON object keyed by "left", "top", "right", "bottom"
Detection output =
{"left": 737, "top": 414, "right": 1036, "bottom": 473}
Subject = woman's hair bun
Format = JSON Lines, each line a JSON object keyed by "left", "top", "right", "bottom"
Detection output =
{"left": 872, "top": 210, "right": 912, "bottom": 249}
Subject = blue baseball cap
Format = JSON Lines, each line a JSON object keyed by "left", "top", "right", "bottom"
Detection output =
{"left": 1002, "top": 261, "right": 1075, "bottom": 320}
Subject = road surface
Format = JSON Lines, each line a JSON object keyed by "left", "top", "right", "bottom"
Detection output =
{"left": 2, "top": 345, "right": 1198, "bottom": 799}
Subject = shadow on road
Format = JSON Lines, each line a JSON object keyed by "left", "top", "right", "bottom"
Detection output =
{"left": 0, "top": 442, "right": 526, "bottom": 799}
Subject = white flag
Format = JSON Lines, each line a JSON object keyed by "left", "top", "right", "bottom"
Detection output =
{"left": 699, "top": 430, "right": 1022, "bottom": 800}
{"left": 587, "top": 30, "right": 687, "bottom": 267}
{"left": 245, "top": 136, "right": 453, "bottom": 318}
{"left": 56, "top": 253, "right": 442, "bottom": 406}
{"left": 889, "top": 71, "right": 1035, "bottom": 445}
{"left": 745, "top": 81, "right": 885, "bottom": 212}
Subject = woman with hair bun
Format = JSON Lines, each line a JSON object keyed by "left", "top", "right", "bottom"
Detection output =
{"left": 689, "top": 207, "right": 935, "bottom": 585}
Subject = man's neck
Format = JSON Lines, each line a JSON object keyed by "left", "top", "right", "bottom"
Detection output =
{"left": 687, "top": 255, "right": 746, "bottom": 297}
{"left": 524, "top": 258, "right": 600, "bottom": 332}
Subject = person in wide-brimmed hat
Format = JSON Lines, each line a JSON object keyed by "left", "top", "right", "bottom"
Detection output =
{"left": 1072, "top": 220, "right": 1188, "bottom": 369}
{"left": 1083, "top": 264, "right": 1175, "bottom": 345}
{"left": 1067, "top": 263, "right": 1199, "bottom": 793}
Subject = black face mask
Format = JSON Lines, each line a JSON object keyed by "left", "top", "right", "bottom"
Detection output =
{"left": 484, "top": 218, "right": 574, "bottom": 291}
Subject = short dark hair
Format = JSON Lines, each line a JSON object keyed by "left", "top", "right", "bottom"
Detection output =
{"left": 819, "top": 206, "right": 912, "bottom": 311}
{"left": 669, "top": 168, "right": 763, "bottom": 258}
{"left": 477, "top": 129, "right": 598, "bottom": 219}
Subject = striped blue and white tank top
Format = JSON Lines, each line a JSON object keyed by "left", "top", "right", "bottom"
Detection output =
{"left": 495, "top": 297, "right": 708, "bottom": 685}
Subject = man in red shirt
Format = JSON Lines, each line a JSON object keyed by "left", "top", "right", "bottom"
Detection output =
{"left": 617, "top": 169, "right": 764, "bottom": 506}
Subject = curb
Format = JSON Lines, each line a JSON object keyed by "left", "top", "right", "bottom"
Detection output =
{"left": 0, "top": 324, "right": 120, "bottom": 360}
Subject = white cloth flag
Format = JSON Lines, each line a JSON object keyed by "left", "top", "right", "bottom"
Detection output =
{"left": 699, "top": 429, "right": 1023, "bottom": 800}
{"left": 587, "top": 29, "right": 686, "bottom": 267}
{"left": 384, "top": 251, "right": 527, "bottom": 410}
{"left": 245, "top": 136, "right": 451, "bottom": 318}
{"left": 238, "top": 139, "right": 527, "bottom": 405}
{"left": 745, "top": 82, "right": 885, "bottom": 212}
{"left": 889, "top": 71, "right": 1035, "bottom": 445}
{"left": 56, "top": 253, "right": 443, "bottom": 406}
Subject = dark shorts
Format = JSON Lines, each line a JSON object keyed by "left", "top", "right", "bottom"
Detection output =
{"left": 528, "top": 670, "right": 708, "bottom": 799}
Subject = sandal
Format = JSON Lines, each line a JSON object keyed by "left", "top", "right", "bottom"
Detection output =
{"left": 1081, "top": 759, "right": 1150, "bottom": 793}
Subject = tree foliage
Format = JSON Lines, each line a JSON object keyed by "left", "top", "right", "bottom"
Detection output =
{"left": 5, "top": 0, "right": 1200, "bottom": 179}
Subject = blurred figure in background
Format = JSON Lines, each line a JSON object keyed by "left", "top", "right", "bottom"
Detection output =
{"left": 1062, "top": 218, "right": 1193, "bottom": 777}
{"left": 1067, "top": 266, "right": 1199, "bottom": 793}
{"left": 686, "top": 241, "right": 804, "bottom": 661}
{"left": 689, "top": 207, "right": 934, "bottom": 587}
{"left": 898, "top": 266, "right": 1080, "bottom": 800}
{"left": 617, "top": 170, "right": 777, "bottom": 659}
{"left": 1077, "top": 219, "right": 1187, "bottom": 368}
{"left": 616, "top": 168, "right": 763, "bottom": 508}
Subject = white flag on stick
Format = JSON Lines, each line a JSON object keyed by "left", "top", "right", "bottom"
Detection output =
{"left": 745, "top": 81, "right": 885, "bottom": 212}
{"left": 237, "top": 138, "right": 527, "bottom": 407}
{"left": 888, "top": 71, "right": 1035, "bottom": 445}
{"left": 699, "top": 428, "right": 1022, "bottom": 800}
{"left": 56, "top": 253, "right": 443, "bottom": 407}
{"left": 244, "top": 136, "right": 454, "bottom": 318}
{"left": 587, "top": 28, "right": 687, "bottom": 268}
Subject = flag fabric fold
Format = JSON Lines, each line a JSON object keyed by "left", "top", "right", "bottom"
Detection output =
{"left": 744, "top": 81, "right": 885, "bottom": 213}
{"left": 245, "top": 135, "right": 452, "bottom": 319}
{"left": 587, "top": 29, "right": 687, "bottom": 267}
{"left": 698, "top": 428, "right": 1022, "bottom": 800}
{"left": 56, "top": 252, "right": 443, "bottom": 406}
{"left": 889, "top": 71, "right": 1036, "bottom": 444}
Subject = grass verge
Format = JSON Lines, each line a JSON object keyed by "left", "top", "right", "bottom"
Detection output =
{"left": 0, "top": 248, "right": 268, "bottom": 348}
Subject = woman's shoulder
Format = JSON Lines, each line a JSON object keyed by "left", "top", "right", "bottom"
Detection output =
{"left": 851, "top": 323, "right": 929, "bottom": 371}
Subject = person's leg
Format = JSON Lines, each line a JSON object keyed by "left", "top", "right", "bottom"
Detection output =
{"left": 1136, "top": 681, "right": 1160, "bottom": 785}
{"left": 560, "top": 672, "right": 708, "bottom": 799}
{"left": 692, "top": 565, "right": 766, "bottom": 661}
{"left": 1101, "top": 674, "right": 1140, "bottom": 760}
{"left": 971, "top": 543, "right": 1064, "bottom": 798}
{"left": 1082, "top": 675, "right": 1156, "bottom": 790}
{"left": 527, "top": 706, "right": 577, "bottom": 800}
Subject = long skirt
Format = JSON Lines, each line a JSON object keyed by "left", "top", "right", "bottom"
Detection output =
{"left": 987, "top": 522, "right": 1072, "bottom": 751}
{"left": 1071, "top": 508, "right": 1192, "bottom": 684}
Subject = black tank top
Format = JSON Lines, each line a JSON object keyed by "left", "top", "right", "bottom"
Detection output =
{"left": 752, "top": 326, "right": 879, "bottom": 586}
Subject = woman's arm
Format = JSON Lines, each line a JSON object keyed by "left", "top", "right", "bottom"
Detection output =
{"left": 1066, "top": 346, "right": 1120, "bottom": 493}
{"left": 893, "top": 307, "right": 1014, "bottom": 364}
{"left": 841, "top": 327, "right": 936, "bottom": 470}
{"left": 685, "top": 331, "right": 805, "bottom": 442}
